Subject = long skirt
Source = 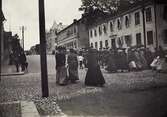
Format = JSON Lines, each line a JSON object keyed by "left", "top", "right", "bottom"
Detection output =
{"left": 68, "top": 67, "right": 79, "bottom": 82}
{"left": 85, "top": 65, "right": 105, "bottom": 86}
{"left": 56, "top": 66, "right": 68, "bottom": 85}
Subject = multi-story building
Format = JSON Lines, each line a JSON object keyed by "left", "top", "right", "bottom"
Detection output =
{"left": 46, "top": 21, "right": 66, "bottom": 54}
{"left": 57, "top": 19, "right": 89, "bottom": 50}
{"left": 88, "top": 0, "right": 167, "bottom": 51}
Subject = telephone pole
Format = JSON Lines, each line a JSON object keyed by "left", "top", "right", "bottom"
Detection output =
{"left": 21, "top": 26, "right": 25, "bottom": 50}
{"left": 142, "top": 0, "right": 147, "bottom": 48}
{"left": 0, "top": 0, "right": 2, "bottom": 79}
{"left": 38, "top": 0, "right": 49, "bottom": 97}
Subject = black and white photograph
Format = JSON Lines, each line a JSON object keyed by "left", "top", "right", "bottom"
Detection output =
{"left": 0, "top": 0, "right": 167, "bottom": 117}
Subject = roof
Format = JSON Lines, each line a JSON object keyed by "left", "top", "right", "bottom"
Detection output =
{"left": 88, "top": 0, "right": 166, "bottom": 28}
{"left": 57, "top": 18, "right": 82, "bottom": 35}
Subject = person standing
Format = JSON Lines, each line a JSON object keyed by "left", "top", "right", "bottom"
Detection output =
{"left": 19, "top": 49, "right": 27, "bottom": 72}
{"left": 67, "top": 49, "right": 79, "bottom": 83}
{"left": 85, "top": 48, "right": 105, "bottom": 87}
{"left": 55, "top": 46, "right": 67, "bottom": 85}
{"left": 78, "top": 54, "right": 84, "bottom": 69}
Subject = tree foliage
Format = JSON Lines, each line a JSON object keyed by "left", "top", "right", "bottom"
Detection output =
{"left": 79, "top": 0, "right": 120, "bottom": 14}
{"left": 79, "top": 0, "right": 139, "bottom": 26}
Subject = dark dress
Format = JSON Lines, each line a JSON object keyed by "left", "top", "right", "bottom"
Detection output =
{"left": 67, "top": 53, "right": 79, "bottom": 83}
{"left": 85, "top": 49, "right": 105, "bottom": 86}
{"left": 55, "top": 52, "right": 67, "bottom": 85}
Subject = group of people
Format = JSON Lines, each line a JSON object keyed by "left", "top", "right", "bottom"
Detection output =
{"left": 9, "top": 47, "right": 28, "bottom": 73}
{"left": 98, "top": 46, "right": 167, "bottom": 73}
{"left": 55, "top": 46, "right": 105, "bottom": 87}
{"left": 55, "top": 45, "right": 166, "bottom": 86}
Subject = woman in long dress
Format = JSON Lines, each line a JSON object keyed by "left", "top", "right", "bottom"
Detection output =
{"left": 67, "top": 49, "right": 79, "bottom": 83}
{"left": 85, "top": 48, "right": 105, "bottom": 87}
{"left": 55, "top": 47, "right": 68, "bottom": 85}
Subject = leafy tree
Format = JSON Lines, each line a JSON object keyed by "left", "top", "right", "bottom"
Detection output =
{"left": 79, "top": 0, "right": 137, "bottom": 26}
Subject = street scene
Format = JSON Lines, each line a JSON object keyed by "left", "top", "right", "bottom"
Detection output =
{"left": 1, "top": 0, "right": 167, "bottom": 117}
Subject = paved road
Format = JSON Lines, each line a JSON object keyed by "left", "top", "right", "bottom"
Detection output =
{"left": 1, "top": 55, "right": 167, "bottom": 117}
{"left": 27, "top": 55, "right": 56, "bottom": 74}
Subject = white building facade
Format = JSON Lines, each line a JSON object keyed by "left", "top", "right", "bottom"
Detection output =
{"left": 89, "top": 1, "right": 167, "bottom": 51}
{"left": 57, "top": 19, "right": 89, "bottom": 50}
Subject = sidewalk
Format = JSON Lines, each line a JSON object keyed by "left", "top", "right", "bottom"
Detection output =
{"left": 0, "top": 69, "right": 167, "bottom": 117}
{"left": 1, "top": 60, "right": 24, "bottom": 76}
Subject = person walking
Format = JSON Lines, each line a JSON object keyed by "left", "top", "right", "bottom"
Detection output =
{"left": 67, "top": 49, "right": 79, "bottom": 83}
{"left": 55, "top": 46, "right": 68, "bottom": 85}
{"left": 78, "top": 54, "right": 84, "bottom": 69}
{"left": 19, "top": 49, "right": 28, "bottom": 72}
{"left": 85, "top": 48, "right": 105, "bottom": 87}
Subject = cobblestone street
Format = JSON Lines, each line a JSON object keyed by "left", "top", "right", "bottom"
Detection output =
{"left": 1, "top": 67, "right": 167, "bottom": 117}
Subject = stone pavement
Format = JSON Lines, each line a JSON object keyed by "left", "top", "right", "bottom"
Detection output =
{"left": 0, "top": 68, "right": 167, "bottom": 116}
{"left": 1, "top": 59, "right": 25, "bottom": 76}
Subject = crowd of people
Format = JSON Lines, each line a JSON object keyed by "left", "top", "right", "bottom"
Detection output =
{"left": 98, "top": 46, "right": 167, "bottom": 73}
{"left": 55, "top": 46, "right": 105, "bottom": 86}
{"left": 54, "top": 45, "right": 167, "bottom": 87}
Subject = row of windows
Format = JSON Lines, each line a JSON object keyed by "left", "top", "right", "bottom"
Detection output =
{"left": 66, "top": 26, "right": 77, "bottom": 37}
{"left": 90, "top": 30, "right": 154, "bottom": 49}
{"left": 89, "top": 7, "right": 153, "bottom": 38}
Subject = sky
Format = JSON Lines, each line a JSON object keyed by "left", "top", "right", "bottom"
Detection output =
{"left": 2, "top": 0, "right": 82, "bottom": 50}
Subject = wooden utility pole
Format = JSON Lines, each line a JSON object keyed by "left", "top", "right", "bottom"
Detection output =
{"left": 38, "top": 0, "right": 49, "bottom": 97}
{"left": 0, "top": 0, "right": 2, "bottom": 79}
{"left": 153, "top": 0, "right": 158, "bottom": 50}
{"left": 142, "top": 0, "right": 147, "bottom": 48}
{"left": 21, "top": 26, "right": 25, "bottom": 50}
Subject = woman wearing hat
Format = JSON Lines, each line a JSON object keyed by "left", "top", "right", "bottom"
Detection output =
{"left": 67, "top": 48, "right": 79, "bottom": 83}
{"left": 85, "top": 48, "right": 105, "bottom": 87}
{"left": 55, "top": 46, "right": 68, "bottom": 85}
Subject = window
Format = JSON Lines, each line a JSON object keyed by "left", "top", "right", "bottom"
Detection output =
{"left": 147, "top": 31, "right": 154, "bottom": 45}
{"left": 164, "top": 29, "right": 167, "bottom": 44}
{"left": 117, "top": 19, "right": 122, "bottom": 30}
{"left": 100, "top": 41, "right": 103, "bottom": 49}
{"left": 125, "top": 35, "right": 132, "bottom": 47}
{"left": 163, "top": 6, "right": 167, "bottom": 21}
{"left": 105, "top": 40, "right": 108, "bottom": 48}
{"left": 94, "top": 29, "right": 97, "bottom": 37}
{"left": 103, "top": 25, "right": 107, "bottom": 34}
{"left": 110, "top": 22, "right": 113, "bottom": 32}
{"left": 74, "top": 41, "right": 77, "bottom": 48}
{"left": 99, "top": 26, "right": 102, "bottom": 35}
{"left": 125, "top": 16, "right": 130, "bottom": 28}
{"left": 95, "top": 42, "right": 98, "bottom": 49}
{"left": 136, "top": 33, "right": 142, "bottom": 45}
{"left": 90, "top": 30, "right": 93, "bottom": 37}
{"left": 90, "top": 43, "right": 93, "bottom": 48}
{"left": 146, "top": 7, "right": 152, "bottom": 22}
{"left": 111, "top": 39, "right": 116, "bottom": 49}
{"left": 117, "top": 37, "right": 123, "bottom": 48}
{"left": 135, "top": 12, "right": 140, "bottom": 25}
